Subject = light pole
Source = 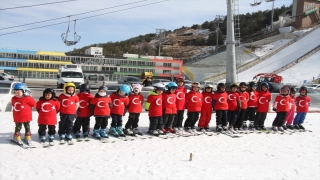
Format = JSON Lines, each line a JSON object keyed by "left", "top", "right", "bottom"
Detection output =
{"left": 214, "top": 15, "right": 225, "bottom": 54}
{"left": 156, "top": 29, "right": 165, "bottom": 56}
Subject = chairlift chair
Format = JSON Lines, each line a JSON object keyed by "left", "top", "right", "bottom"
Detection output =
{"left": 61, "top": 16, "right": 81, "bottom": 46}
{"left": 250, "top": 0, "right": 262, "bottom": 6}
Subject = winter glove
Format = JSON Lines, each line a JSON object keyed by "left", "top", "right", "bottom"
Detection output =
{"left": 272, "top": 108, "right": 277, "bottom": 112}
{"left": 145, "top": 109, "right": 149, "bottom": 112}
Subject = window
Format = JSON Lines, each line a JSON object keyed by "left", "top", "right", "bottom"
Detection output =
{"left": 164, "top": 63, "right": 171, "bottom": 67}
{"left": 163, "top": 70, "right": 171, "bottom": 74}
{"left": 88, "top": 75, "right": 97, "bottom": 80}
{"left": 61, "top": 72, "right": 83, "bottom": 78}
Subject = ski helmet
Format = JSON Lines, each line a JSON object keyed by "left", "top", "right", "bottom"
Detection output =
{"left": 80, "top": 84, "right": 90, "bottom": 92}
{"left": 175, "top": 76, "right": 185, "bottom": 83}
{"left": 13, "top": 83, "right": 27, "bottom": 93}
{"left": 248, "top": 81, "right": 257, "bottom": 89}
{"left": 217, "top": 83, "right": 226, "bottom": 92}
{"left": 299, "top": 86, "right": 308, "bottom": 95}
{"left": 119, "top": 84, "right": 131, "bottom": 94}
{"left": 63, "top": 82, "right": 76, "bottom": 94}
{"left": 204, "top": 84, "right": 213, "bottom": 92}
{"left": 43, "top": 88, "right": 56, "bottom": 99}
{"left": 239, "top": 82, "right": 247, "bottom": 92}
{"left": 260, "top": 82, "right": 269, "bottom": 90}
{"left": 280, "top": 85, "right": 290, "bottom": 95}
{"left": 166, "top": 82, "right": 178, "bottom": 90}
{"left": 99, "top": 85, "right": 108, "bottom": 92}
{"left": 191, "top": 82, "right": 200, "bottom": 88}
{"left": 230, "top": 82, "right": 239, "bottom": 89}
{"left": 153, "top": 83, "right": 166, "bottom": 91}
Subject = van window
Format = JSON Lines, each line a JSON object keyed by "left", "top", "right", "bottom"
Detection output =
{"left": 98, "top": 75, "right": 105, "bottom": 81}
{"left": 88, "top": 75, "right": 97, "bottom": 80}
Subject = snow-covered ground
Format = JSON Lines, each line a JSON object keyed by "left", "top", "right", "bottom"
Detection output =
{"left": 253, "top": 39, "right": 292, "bottom": 57}
{"left": 279, "top": 51, "right": 320, "bottom": 85}
{"left": 0, "top": 111, "right": 319, "bottom": 180}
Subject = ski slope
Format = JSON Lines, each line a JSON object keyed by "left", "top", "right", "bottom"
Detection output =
{"left": 0, "top": 112, "right": 319, "bottom": 180}
{"left": 238, "top": 27, "right": 320, "bottom": 82}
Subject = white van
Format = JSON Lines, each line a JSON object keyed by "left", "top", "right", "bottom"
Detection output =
{"left": 84, "top": 74, "right": 106, "bottom": 89}
{"left": 57, "top": 64, "right": 84, "bottom": 89}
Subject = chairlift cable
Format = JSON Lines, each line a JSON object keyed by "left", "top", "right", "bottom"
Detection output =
{"left": 0, "top": 0, "right": 168, "bottom": 36}
{"left": 0, "top": 0, "right": 77, "bottom": 11}
{"left": 0, "top": 0, "right": 147, "bottom": 31}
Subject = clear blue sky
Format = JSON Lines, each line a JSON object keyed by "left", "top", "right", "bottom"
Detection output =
{"left": 0, "top": 0, "right": 292, "bottom": 52}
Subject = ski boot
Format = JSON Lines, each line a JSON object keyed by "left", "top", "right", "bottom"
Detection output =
{"left": 184, "top": 127, "right": 192, "bottom": 133}
{"left": 123, "top": 128, "right": 134, "bottom": 136}
{"left": 260, "top": 126, "right": 267, "bottom": 131}
{"left": 282, "top": 125, "right": 287, "bottom": 130}
{"left": 286, "top": 124, "right": 294, "bottom": 130}
{"left": 93, "top": 129, "right": 101, "bottom": 139}
{"left": 272, "top": 126, "right": 278, "bottom": 132}
{"left": 60, "top": 134, "right": 66, "bottom": 140}
{"left": 83, "top": 132, "right": 89, "bottom": 141}
{"left": 48, "top": 135, "right": 55, "bottom": 145}
{"left": 148, "top": 130, "right": 159, "bottom": 136}
{"left": 132, "top": 128, "right": 142, "bottom": 135}
{"left": 173, "top": 127, "right": 179, "bottom": 133}
{"left": 228, "top": 126, "right": 236, "bottom": 134}
{"left": 40, "top": 136, "right": 46, "bottom": 143}
{"left": 12, "top": 133, "right": 23, "bottom": 144}
{"left": 242, "top": 121, "right": 248, "bottom": 130}
{"left": 198, "top": 127, "right": 206, "bottom": 133}
{"left": 222, "top": 126, "right": 228, "bottom": 132}
{"left": 66, "top": 134, "right": 73, "bottom": 140}
{"left": 116, "top": 127, "right": 126, "bottom": 137}
{"left": 298, "top": 124, "right": 305, "bottom": 130}
{"left": 165, "top": 128, "right": 175, "bottom": 133}
{"left": 204, "top": 127, "right": 212, "bottom": 132}
{"left": 278, "top": 126, "right": 284, "bottom": 132}
{"left": 254, "top": 126, "right": 261, "bottom": 131}
{"left": 99, "top": 129, "right": 109, "bottom": 138}
{"left": 75, "top": 132, "right": 81, "bottom": 139}
{"left": 157, "top": 129, "right": 165, "bottom": 135}
{"left": 216, "top": 125, "right": 222, "bottom": 132}
{"left": 178, "top": 127, "right": 184, "bottom": 132}
{"left": 109, "top": 127, "right": 119, "bottom": 137}
{"left": 249, "top": 121, "right": 255, "bottom": 132}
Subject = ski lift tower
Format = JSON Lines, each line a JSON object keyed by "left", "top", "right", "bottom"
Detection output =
{"left": 226, "top": 0, "right": 237, "bottom": 88}
{"left": 214, "top": 15, "right": 225, "bottom": 54}
{"left": 156, "top": 29, "right": 165, "bottom": 56}
{"left": 250, "top": 0, "right": 275, "bottom": 31}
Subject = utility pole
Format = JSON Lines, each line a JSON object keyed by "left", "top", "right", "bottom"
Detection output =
{"left": 270, "top": 0, "right": 275, "bottom": 31}
{"left": 226, "top": 0, "right": 237, "bottom": 88}
{"left": 156, "top": 29, "right": 165, "bottom": 56}
{"left": 214, "top": 15, "right": 225, "bottom": 54}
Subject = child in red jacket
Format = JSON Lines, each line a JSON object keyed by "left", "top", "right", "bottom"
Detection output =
{"left": 293, "top": 86, "right": 311, "bottom": 130}
{"left": 272, "top": 85, "right": 291, "bottom": 132}
{"left": 37, "top": 88, "right": 60, "bottom": 145}
{"left": 74, "top": 84, "right": 93, "bottom": 140}
{"left": 11, "top": 83, "right": 36, "bottom": 145}
{"left": 173, "top": 76, "right": 187, "bottom": 132}
{"left": 197, "top": 84, "right": 213, "bottom": 132}
{"left": 244, "top": 81, "right": 259, "bottom": 130}
{"left": 254, "top": 82, "right": 271, "bottom": 131}
{"left": 109, "top": 85, "right": 130, "bottom": 137}
{"left": 90, "top": 85, "right": 112, "bottom": 139}
{"left": 227, "top": 83, "right": 241, "bottom": 133}
{"left": 184, "top": 82, "right": 203, "bottom": 133}
{"left": 58, "top": 82, "right": 79, "bottom": 142}
{"left": 234, "top": 82, "right": 249, "bottom": 132}
{"left": 283, "top": 88, "right": 296, "bottom": 130}
{"left": 145, "top": 83, "right": 166, "bottom": 136}
{"left": 124, "top": 84, "right": 144, "bottom": 136}
{"left": 162, "top": 82, "right": 178, "bottom": 133}
{"left": 212, "top": 83, "right": 228, "bottom": 132}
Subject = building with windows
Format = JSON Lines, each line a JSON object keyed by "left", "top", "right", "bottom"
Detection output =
{"left": 0, "top": 47, "right": 183, "bottom": 81}
{"left": 291, "top": 0, "right": 320, "bottom": 28}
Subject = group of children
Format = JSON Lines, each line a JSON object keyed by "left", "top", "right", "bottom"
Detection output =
{"left": 10, "top": 77, "right": 312, "bottom": 144}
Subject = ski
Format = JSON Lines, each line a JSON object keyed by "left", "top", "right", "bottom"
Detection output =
{"left": 84, "top": 137, "right": 90, "bottom": 141}
{"left": 76, "top": 138, "right": 83, "bottom": 142}
{"left": 66, "top": 140, "right": 74, "bottom": 145}
{"left": 8, "top": 139, "right": 29, "bottom": 149}
{"left": 134, "top": 134, "right": 152, "bottom": 139}
{"left": 49, "top": 141, "right": 55, "bottom": 146}
{"left": 90, "top": 135, "right": 114, "bottom": 143}
{"left": 283, "top": 130, "right": 293, "bottom": 135}
{"left": 59, "top": 139, "right": 66, "bottom": 144}
{"left": 220, "top": 131, "right": 242, "bottom": 138}
{"left": 40, "top": 142, "right": 50, "bottom": 148}
{"left": 260, "top": 129, "right": 272, "bottom": 134}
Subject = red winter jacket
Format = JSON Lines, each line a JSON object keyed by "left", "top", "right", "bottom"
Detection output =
{"left": 238, "top": 91, "right": 249, "bottom": 109}
{"left": 212, "top": 91, "right": 228, "bottom": 110}
{"left": 162, "top": 92, "right": 177, "bottom": 114}
{"left": 110, "top": 92, "right": 129, "bottom": 115}
{"left": 77, "top": 92, "right": 93, "bottom": 117}
{"left": 256, "top": 90, "right": 271, "bottom": 113}
{"left": 90, "top": 95, "right": 112, "bottom": 116}
{"left": 247, "top": 90, "right": 259, "bottom": 107}
{"left": 175, "top": 85, "right": 187, "bottom": 110}
{"left": 185, "top": 90, "right": 202, "bottom": 112}
{"left": 37, "top": 98, "right": 60, "bottom": 125}
{"left": 145, "top": 91, "right": 162, "bottom": 117}
{"left": 128, "top": 93, "right": 144, "bottom": 113}
{"left": 59, "top": 93, "right": 79, "bottom": 114}
{"left": 227, "top": 91, "right": 240, "bottom": 111}
{"left": 11, "top": 96, "right": 36, "bottom": 123}
{"left": 295, "top": 95, "right": 311, "bottom": 112}
{"left": 273, "top": 94, "right": 291, "bottom": 112}
{"left": 201, "top": 92, "right": 213, "bottom": 112}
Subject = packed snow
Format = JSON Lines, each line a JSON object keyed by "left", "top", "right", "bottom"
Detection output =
{"left": 253, "top": 39, "right": 292, "bottom": 57}
{"left": 0, "top": 111, "right": 319, "bottom": 180}
{"left": 237, "top": 27, "right": 320, "bottom": 83}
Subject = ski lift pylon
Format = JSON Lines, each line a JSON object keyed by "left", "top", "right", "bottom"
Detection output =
{"left": 61, "top": 16, "right": 81, "bottom": 46}
{"left": 250, "top": 0, "right": 262, "bottom": 7}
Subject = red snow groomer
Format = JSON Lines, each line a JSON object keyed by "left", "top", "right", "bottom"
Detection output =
{"left": 253, "top": 73, "right": 292, "bottom": 93}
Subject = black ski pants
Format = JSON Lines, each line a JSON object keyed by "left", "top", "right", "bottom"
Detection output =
{"left": 110, "top": 113, "right": 123, "bottom": 127}
{"left": 173, "top": 110, "right": 184, "bottom": 128}
{"left": 245, "top": 107, "right": 257, "bottom": 124}
{"left": 215, "top": 110, "right": 228, "bottom": 126}
{"left": 125, "top": 113, "right": 140, "bottom": 129}
{"left": 235, "top": 109, "right": 247, "bottom": 128}
{"left": 149, "top": 116, "right": 163, "bottom": 131}
{"left": 73, "top": 116, "right": 90, "bottom": 134}
{"left": 184, "top": 111, "right": 200, "bottom": 129}
{"left": 272, "top": 112, "right": 288, "bottom": 127}
{"left": 162, "top": 114, "right": 175, "bottom": 129}
{"left": 58, "top": 114, "right": 76, "bottom": 135}
{"left": 94, "top": 116, "right": 109, "bottom": 130}
{"left": 227, "top": 110, "right": 238, "bottom": 126}
{"left": 254, "top": 112, "right": 268, "bottom": 126}
{"left": 38, "top": 124, "right": 56, "bottom": 136}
